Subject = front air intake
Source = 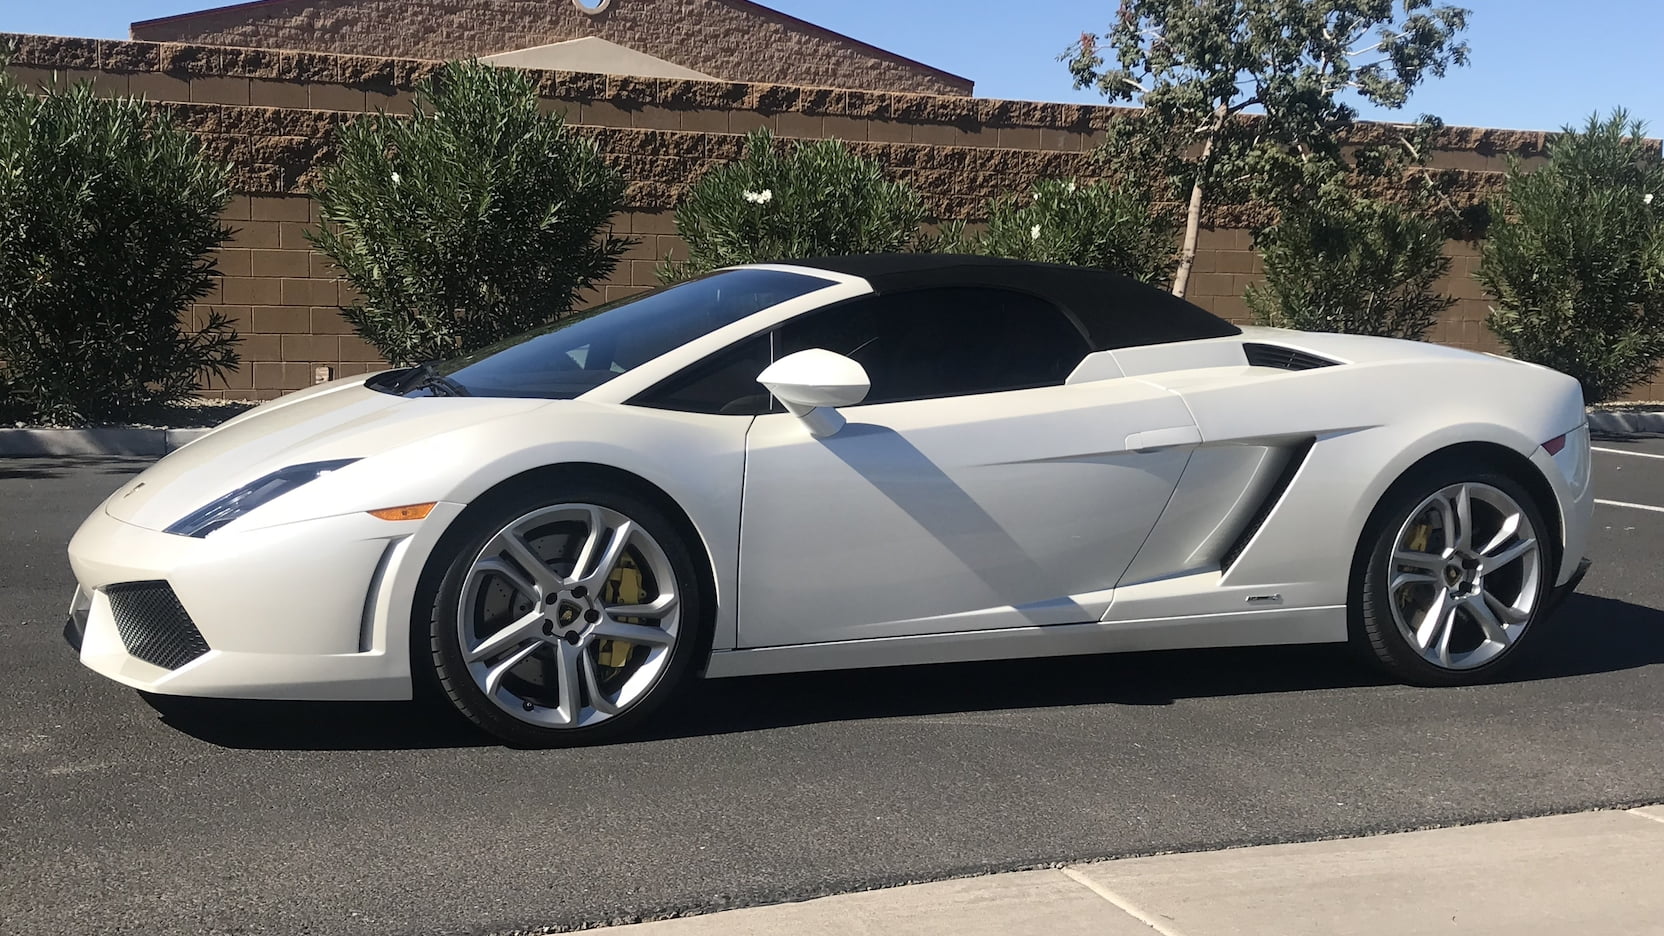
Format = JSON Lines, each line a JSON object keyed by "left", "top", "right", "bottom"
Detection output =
{"left": 1243, "top": 343, "right": 1339, "bottom": 371}
{"left": 105, "top": 582, "right": 211, "bottom": 670}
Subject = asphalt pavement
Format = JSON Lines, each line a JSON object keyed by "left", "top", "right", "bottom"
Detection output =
{"left": 3, "top": 442, "right": 1663, "bottom": 936}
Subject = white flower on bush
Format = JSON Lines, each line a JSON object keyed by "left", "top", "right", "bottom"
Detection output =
{"left": 1647, "top": 193, "right": 1655, "bottom": 205}
{"left": 1065, "top": 181, "right": 1077, "bottom": 194}
{"left": 1031, "top": 224, "right": 1042, "bottom": 241}
{"left": 743, "top": 189, "right": 774, "bottom": 205}
{"left": 391, "top": 171, "right": 401, "bottom": 185}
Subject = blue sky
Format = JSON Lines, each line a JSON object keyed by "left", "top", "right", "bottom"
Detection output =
{"left": 4, "top": 0, "right": 1657, "bottom": 133}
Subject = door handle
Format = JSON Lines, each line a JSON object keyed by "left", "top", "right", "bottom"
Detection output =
{"left": 1125, "top": 426, "right": 1202, "bottom": 452}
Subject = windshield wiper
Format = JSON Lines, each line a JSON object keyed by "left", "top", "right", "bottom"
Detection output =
{"left": 390, "top": 361, "right": 435, "bottom": 393}
{"left": 390, "top": 362, "right": 470, "bottom": 397}
{"left": 416, "top": 373, "right": 471, "bottom": 397}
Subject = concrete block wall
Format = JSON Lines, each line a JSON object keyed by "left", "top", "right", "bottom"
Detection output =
{"left": 4, "top": 33, "right": 1658, "bottom": 401}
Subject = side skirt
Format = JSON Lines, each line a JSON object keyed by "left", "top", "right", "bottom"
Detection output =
{"left": 703, "top": 606, "right": 1347, "bottom": 679}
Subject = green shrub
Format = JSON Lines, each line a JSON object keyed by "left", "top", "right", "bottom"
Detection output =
{"left": 972, "top": 178, "right": 1177, "bottom": 285}
{"left": 0, "top": 69, "right": 239, "bottom": 424}
{"left": 664, "top": 130, "right": 928, "bottom": 281}
{"left": 1247, "top": 186, "right": 1454, "bottom": 340}
{"left": 1479, "top": 111, "right": 1664, "bottom": 403}
{"left": 310, "top": 60, "right": 630, "bottom": 365}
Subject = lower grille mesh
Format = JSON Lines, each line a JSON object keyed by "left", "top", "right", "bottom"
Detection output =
{"left": 106, "top": 582, "right": 210, "bottom": 670}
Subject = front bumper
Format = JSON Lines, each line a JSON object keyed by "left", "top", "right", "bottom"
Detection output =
{"left": 63, "top": 606, "right": 87, "bottom": 652}
{"left": 64, "top": 503, "right": 461, "bottom": 701}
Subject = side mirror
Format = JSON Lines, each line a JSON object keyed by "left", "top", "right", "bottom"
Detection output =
{"left": 757, "top": 349, "right": 870, "bottom": 438}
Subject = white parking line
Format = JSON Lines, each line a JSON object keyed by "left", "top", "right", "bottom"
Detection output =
{"left": 1593, "top": 446, "right": 1664, "bottom": 460}
{"left": 1596, "top": 499, "right": 1664, "bottom": 514}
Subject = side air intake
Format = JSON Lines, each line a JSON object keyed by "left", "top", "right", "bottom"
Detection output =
{"left": 1243, "top": 343, "right": 1339, "bottom": 371}
{"left": 1220, "top": 438, "right": 1316, "bottom": 573}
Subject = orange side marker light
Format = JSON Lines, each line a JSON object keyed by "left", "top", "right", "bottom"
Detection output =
{"left": 368, "top": 503, "right": 436, "bottom": 522}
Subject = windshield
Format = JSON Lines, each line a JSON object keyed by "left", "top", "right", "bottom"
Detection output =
{"left": 395, "top": 268, "right": 835, "bottom": 399}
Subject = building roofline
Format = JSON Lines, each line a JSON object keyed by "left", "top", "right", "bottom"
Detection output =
{"left": 130, "top": 0, "right": 973, "bottom": 89}
{"left": 716, "top": 0, "right": 972, "bottom": 87}
{"left": 132, "top": 0, "right": 285, "bottom": 30}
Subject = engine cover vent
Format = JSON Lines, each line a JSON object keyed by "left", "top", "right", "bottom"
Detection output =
{"left": 1243, "top": 343, "right": 1339, "bottom": 371}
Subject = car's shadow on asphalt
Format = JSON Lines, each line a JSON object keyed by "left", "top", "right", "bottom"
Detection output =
{"left": 646, "top": 593, "right": 1664, "bottom": 740}
{"left": 143, "top": 593, "right": 1663, "bottom": 751}
{"left": 138, "top": 692, "right": 497, "bottom": 750}
{"left": 0, "top": 457, "right": 151, "bottom": 481}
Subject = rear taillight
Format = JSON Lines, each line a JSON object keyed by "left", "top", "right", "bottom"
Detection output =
{"left": 1542, "top": 434, "right": 1568, "bottom": 455}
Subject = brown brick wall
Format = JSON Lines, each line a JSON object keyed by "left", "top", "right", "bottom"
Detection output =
{"left": 4, "top": 33, "right": 1659, "bottom": 401}
{"left": 128, "top": 0, "right": 973, "bottom": 96}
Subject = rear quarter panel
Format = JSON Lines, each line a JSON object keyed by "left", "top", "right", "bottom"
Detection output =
{"left": 1139, "top": 349, "right": 1585, "bottom": 606}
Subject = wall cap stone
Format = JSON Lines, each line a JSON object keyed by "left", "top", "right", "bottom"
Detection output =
{"left": 6, "top": 30, "right": 1639, "bottom": 161}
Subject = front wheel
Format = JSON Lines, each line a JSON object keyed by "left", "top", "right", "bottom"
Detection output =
{"left": 424, "top": 483, "right": 706, "bottom": 746}
{"left": 1356, "top": 465, "right": 1552, "bottom": 686}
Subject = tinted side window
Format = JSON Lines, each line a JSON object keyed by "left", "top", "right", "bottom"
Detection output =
{"left": 632, "top": 334, "right": 775, "bottom": 415}
{"left": 776, "top": 287, "right": 1090, "bottom": 405}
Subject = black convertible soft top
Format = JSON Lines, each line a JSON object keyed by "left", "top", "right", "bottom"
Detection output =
{"left": 783, "top": 254, "right": 1242, "bottom": 351}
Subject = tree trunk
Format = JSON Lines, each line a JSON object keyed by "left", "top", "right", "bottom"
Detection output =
{"left": 1171, "top": 107, "right": 1227, "bottom": 299}
{"left": 1171, "top": 167, "right": 1208, "bottom": 298}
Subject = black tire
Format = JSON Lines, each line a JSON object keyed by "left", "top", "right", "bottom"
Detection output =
{"left": 420, "top": 480, "right": 708, "bottom": 747}
{"left": 1354, "top": 461, "right": 1553, "bottom": 687}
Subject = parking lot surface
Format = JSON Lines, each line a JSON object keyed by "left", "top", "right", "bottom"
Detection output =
{"left": 3, "top": 442, "right": 1663, "bottom": 936}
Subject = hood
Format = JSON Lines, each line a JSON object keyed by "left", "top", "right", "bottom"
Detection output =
{"left": 105, "top": 379, "right": 547, "bottom": 531}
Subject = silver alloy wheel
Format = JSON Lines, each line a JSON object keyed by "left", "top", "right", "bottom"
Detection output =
{"left": 457, "top": 503, "right": 681, "bottom": 728}
{"left": 1386, "top": 482, "right": 1542, "bottom": 670}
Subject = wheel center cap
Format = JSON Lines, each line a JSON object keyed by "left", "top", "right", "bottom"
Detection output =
{"left": 555, "top": 602, "right": 583, "bottom": 629}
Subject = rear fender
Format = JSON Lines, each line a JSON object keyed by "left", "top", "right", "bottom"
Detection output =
{"left": 1223, "top": 419, "right": 1570, "bottom": 606}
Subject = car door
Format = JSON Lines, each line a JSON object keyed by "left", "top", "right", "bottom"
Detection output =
{"left": 737, "top": 286, "right": 1200, "bottom": 648}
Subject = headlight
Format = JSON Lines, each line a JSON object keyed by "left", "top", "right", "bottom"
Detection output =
{"left": 165, "top": 459, "right": 360, "bottom": 537}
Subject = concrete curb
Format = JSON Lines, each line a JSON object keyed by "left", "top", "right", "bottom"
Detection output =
{"left": 594, "top": 807, "right": 1664, "bottom": 935}
{"left": 0, "top": 427, "right": 211, "bottom": 457}
{"left": 1587, "top": 410, "right": 1664, "bottom": 436}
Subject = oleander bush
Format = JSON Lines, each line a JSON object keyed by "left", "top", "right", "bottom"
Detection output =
{"left": 310, "top": 60, "right": 630, "bottom": 365}
{"left": 971, "top": 178, "right": 1178, "bottom": 285}
{"left": 1248, "top": 182, "right": 1455, "bottom": 340}
{"left": 663, "top": 129, "right": 929, "bottom": 281}
{"left": 1480, "top": 111, "right": 1664, "bottom": 403}
{"left": 0, "top": 64, "right": 239, "bottom": 424}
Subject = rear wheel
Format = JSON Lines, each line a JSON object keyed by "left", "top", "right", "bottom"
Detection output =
{"left": 425, "top": 483, "right": 705, "bottom": 746}
{"left": 1357, "top": 465, "right": 1550, "bottom": 685}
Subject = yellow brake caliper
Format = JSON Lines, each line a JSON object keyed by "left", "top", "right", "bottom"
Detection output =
{"left": 1401, "top": 515, "right": 1434, "bottom": 615}
{"left": 1406, "top": 519, "right": 1431, "bottom": 553}
{"left": 596, "top": 556, "right": 643, "bottom": 669}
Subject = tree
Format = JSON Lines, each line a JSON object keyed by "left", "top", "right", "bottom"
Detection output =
{"left": 973, "top": 178, "right": 1177, "bottom": 285}
{"left": 1067, "top": 0, "right": 1470, "bottom": 297}
{"left": 1247, "top": 187, "right": 1453, "bottom": 339}
{"left": 663, "top": 129, "right": 928, "bottom": 281}
{"left": 1479, "top": 111, "right": 1664, "bottom": 403}
{"left": 310, "top": 60, "right": 630, "bottom": 365}
{"left": 0, "top": 64, "right": 239, "bottom": 424}
{"left": 1247, "top": 123, "right": 1456, "bottom": 339}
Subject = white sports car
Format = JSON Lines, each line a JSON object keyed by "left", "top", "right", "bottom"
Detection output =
{"left": 66, "top": 256, "right": 1594, "bottom": 746}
